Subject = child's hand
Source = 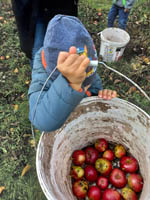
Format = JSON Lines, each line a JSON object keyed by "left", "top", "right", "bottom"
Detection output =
{"left": 57, "top": 46, "right": 90, "bottom": 91}
{"left": 98, "top": 89, "right": 117, "bottom": 100}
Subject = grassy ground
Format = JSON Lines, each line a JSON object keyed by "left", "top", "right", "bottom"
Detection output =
{"left": 0, "top": 0, "right": 150, "bottom": 199}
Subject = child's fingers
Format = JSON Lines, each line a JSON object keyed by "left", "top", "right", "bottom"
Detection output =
{"left": 98, "top": 89, "right": 117, "bottom": 99}
{"left": 69, "top": 46, "right": 77, "bottom": 54}
{"left": 78, "top": 56, "right": 90, "bottom": 73}
{"left": 63, "top": 54, "right": 79, "bottom": 66}
{"left": 57, "top": 52, "right": 69, "bottom": 65}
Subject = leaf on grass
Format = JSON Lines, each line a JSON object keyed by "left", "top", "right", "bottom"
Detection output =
{"left": 25, "top": 80, "right": 30, "bottom": 85}
{"left": 143, "top": 57, "right": 150, "bottom": 65}
{"left": 13, "top": 104, "right": 18, "bottom": 112}
{"left": 114, "top": 79, "right": 121, "bottom": 84}
{"left": 127, "top": 86, "right": 137, "bottom": 94}
{"left": 14, "top": 68, "right": 19, "bottom": 73}
{"left": 28, "top": 139, "right": 36, "bottom": 147}
{"left": 0, "top": 186, "right": 5, "bottom": 194}
{"left": 21, "top": 164, "right": 31, "bottom": 177}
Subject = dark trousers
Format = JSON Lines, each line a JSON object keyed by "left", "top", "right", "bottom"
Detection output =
{"left": 108, "top": 4, "right": 130, "bottom": 30}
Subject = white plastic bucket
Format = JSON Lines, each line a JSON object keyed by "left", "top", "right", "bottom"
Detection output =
{"left": 36, "top": 97, "right": 150, "bottom": 200}
{"left": 99, "top": 28, "right": 130, "bottom": 62}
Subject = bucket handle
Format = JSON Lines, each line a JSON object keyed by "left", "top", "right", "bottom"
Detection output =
{"left": 99, "top": 61, "right": 150, "bottom": 101}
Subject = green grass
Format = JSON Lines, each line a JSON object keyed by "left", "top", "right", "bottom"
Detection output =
{"left": 86, "top": 0, "right": 112, "bottom": 9}
{"left": 0, "top": 0, "right": 150, "bottom": 199}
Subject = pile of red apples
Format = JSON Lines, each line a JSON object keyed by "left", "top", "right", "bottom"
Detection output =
{"left": 71, "top": 138, "right": 143, "bottom": 200}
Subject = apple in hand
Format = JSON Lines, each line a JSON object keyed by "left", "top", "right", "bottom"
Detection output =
{"left": 85, "top": 146, "right": 99, "bottom": 165}
{"left": 84, "top": 165, "right": 98, "bottom": 182}
{"left": 103, "top": 149, "right": 115, "bottom": 161}
{"left": 120, "top": 156, "right": 138, "bottom": 173}
{"left": 72, "top": 180, "right": 88, "bottom": 198}
{"left": 103, "top": 188, "right": 121, "bottom": 200}
{"left": 128, "top": 173, "right": 143, "bottom": 193}
{"left": 95, "top": 138, "right": 108, "bottom": 152}
{"left": 72, "top": 150, "right": 85, "bottom": 165}
{"left": 96, "top": 176, "right": 109, "bottom": 190}
{"left": 95, "top": 158, "right": 112, "bottom": 176}
{"left": 121, "top": 187, "right": 137, "bottom": 200}
{"left": 114, "top": 144, "right": 126, "bottom": 158}
{"left": 109, "top": 168, "right": 127, "bottom": 188}
{"left": 88, "top": 186, "right": 101, "bottom": 200}
{"left": 71, "top": 166, "right": 84, "bottom": 180}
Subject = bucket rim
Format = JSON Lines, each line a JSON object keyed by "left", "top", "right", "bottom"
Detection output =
{"left": 100, "top": 27, "right": 130, "bottom": 46}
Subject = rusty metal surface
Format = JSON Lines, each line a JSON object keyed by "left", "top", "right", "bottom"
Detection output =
{"left": 36, "top": 97, "right": 150, "bottom": 200}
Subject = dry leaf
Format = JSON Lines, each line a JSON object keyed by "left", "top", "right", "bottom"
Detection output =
{"left": 114, "top": 79, "right": 121, "bottom": 84}
{"left": 0, "top": 186, "right": 5, "bottom": 194}
{"left": 25, "top": 80, "right": 30, "bottom": 85}
{"left": 21, "top": 164, "right": 31, "bottom": 177}
{"left": 14, "top": 68, "right": 19, "bottom": 73}
{"left": 144, "top": 57, "right": 150, "bottom": 65}
{"left": 127, "top": 86, "right": 137, "bottom": 94}
{"left": 28, "top": 139, "right": 36, "bottom": 147}
{"left": 13, "top": 104, "right": 18, "bottom": 112}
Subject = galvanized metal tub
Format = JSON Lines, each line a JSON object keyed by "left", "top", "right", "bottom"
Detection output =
{"left": 36, "top": 97, "right": 150, "bottom": 200}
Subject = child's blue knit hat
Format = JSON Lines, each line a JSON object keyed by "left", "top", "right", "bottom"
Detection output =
{"left": 43, "top": 14, "right": 98, "bottom": 86}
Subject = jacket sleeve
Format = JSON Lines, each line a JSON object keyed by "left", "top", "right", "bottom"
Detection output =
{"left": 125, "top": 0, "right": 136, "bottom": 9}
{"left": 28, "top": 50, "right": 85, "bottom": 132}
{"left": 88, "top": 73, "right": 103, "bottom": 95}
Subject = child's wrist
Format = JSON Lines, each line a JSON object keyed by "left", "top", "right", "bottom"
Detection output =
{"left": 69, "top": 83, "right": 82, "bottom": 91}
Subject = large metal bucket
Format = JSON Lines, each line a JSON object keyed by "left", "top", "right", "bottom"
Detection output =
{"left": 36, "top": 97, "right": 150, "bottom": 200}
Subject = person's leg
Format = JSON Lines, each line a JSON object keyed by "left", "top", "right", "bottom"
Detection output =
{"left": 108, "top": 4, "right": 119, "bottom": 28}
{"left": 118, "top": 8, "right": 130, "bottom": 30}
{"left": 30, "top": 19, "right": 47, "bottom": 68}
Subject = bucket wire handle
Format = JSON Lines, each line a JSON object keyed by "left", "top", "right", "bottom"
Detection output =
{"left": 99, "top": 61, "right": 150, "bottom": 101}
{"left": 31, "top": 66, "right": 57, "bottom": 150}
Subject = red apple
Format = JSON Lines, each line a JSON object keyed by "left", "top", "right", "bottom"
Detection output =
{"left": 103, "top": 188, "right": 121, "bottom": 200}
{"left": 95, "top": 158, "right": 112, "bottom": 176}
{"left": 109, "top": 168, "right": 127, "bottom": 188}
{"left": 72, "top": 180, "right": 88, "bottom": 198}
{"left": 120, "top": 156, "right": 138, "bottom": 173}
{"left": 84, "top": 165, "right": 98, "bottom": 182}
{"left": 121, "top": 187, "right": 138, "bottom": 200}
{"left": 85, "top": 146, "right": 99, "bottom": 165}
{"left": 103, "top": 149, "right": 115, "bottom": 161}
{"left": 71, "top": 166, "right": 84, "bottom": 180}
{"left": 96, "top": 176, "right": 109, "bottom": 190}
{"left": 95, "top": 138, "right": 108, "bottom": 152}
{"left": 128, "top": 173, "right": 143, "bottom": 193}
{"left": 72, "top": 150, "right": 85, "bottom": 165}
{"left": 114, "top": 144, "right": 126, "bottom": 158}
{"left": 88, "top": 186, "right": 101, "bottom": 200}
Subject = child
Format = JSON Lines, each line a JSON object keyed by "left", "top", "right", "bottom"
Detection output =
{"left": 28, "top": 15, "right": 117, "bottom": 132}
{"left": 108, "top": 0, "right": 135, "bottom": 30}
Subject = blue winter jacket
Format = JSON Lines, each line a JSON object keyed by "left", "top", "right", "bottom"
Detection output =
{"left": 28, "top": 48, "right": 102, "bottom": 132}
